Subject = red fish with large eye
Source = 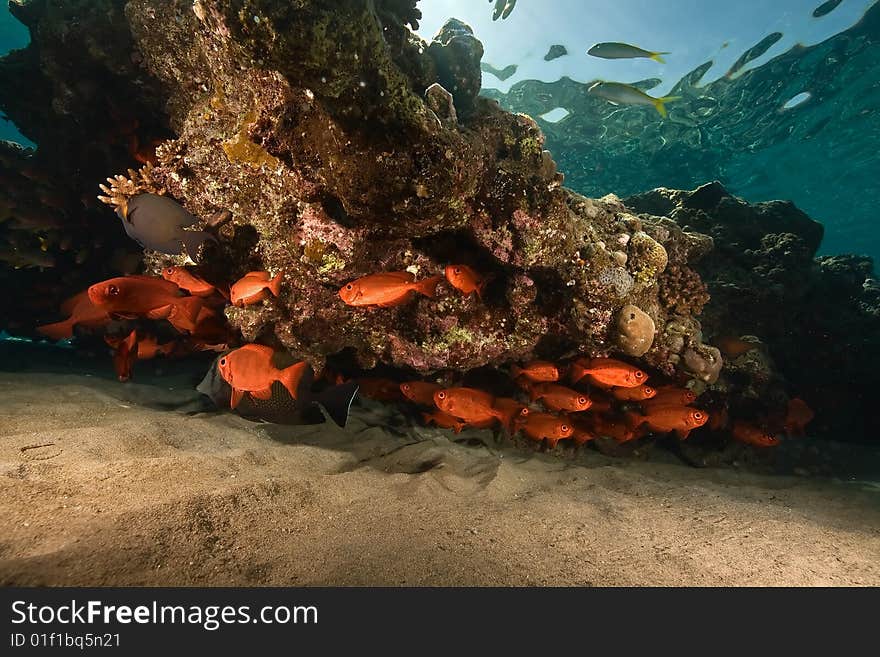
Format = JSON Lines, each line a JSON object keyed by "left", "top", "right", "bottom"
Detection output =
{"left": 570, "top": 417, "right": 598, "bottom": 446}
{"left": 444, "top": 264, "right": 486, "bottom": 299}
{"left": 230, "top": 271, "right": 283, "bottom": 307}
{"left": 37, "top": 289, "right": 111, "bottom": 340}
{"left": 529, "top": 383, "right": 592, "bottom": 413}
{"left": 647, "top": 386, "right": 697, "bottom": 407}
{"left": 590, "top": 414, "right": 638, "bottom": 443}
{"left": 136, "top": 334, "right": 176, "bottom": 360}
{"left": 731, "top": 421, "right": 780, "bottom": 447}
{"left": 105, "top": 329, "right": 139, "bottom": 382}
{"left": 400, "top": 381, "right": 442, "bottom": 406}
{"left": 570, "top": 357, "right": 648, "bottom": 388}
{"left": 784, "top": 398, "right": 814, "bottom": 437}
{"left": 339, "top": 272, "right": 443, "bottom": 308}
{"left": 433, "top": 387, "right": 504, "bottom": 426}
{"left": 511, "top": 360, "right": 560, "bottom": 383}
{"left": 611, "top": 385, "right": 656, "bottom": 402}
{"left": 217, "top": 344, "right": 310, "bottom": 409}
{"left": 629, "top": 405, "right": 709, "bottom": 439}
{"left": 492, "top": 397, "right": 530, "bottom": 432}
{"left": 521, "top": 413, "right": 574, "bottom": 449}
{"left": 87, "top": 275, "right": 203, "bottom": 333}
{"left": 162, "top": 266, "right": 227, "bottom": 299}
{"left": 422, "top": 410, "right": 467, "bottom": 433}
{"left": 357, "top": 378, "right": 404, "bottom": 402}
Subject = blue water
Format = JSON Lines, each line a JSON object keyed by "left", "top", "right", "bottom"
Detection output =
{"left": 0, "top": 5, "right": 30, "bottom": 146}
{"left": 417, "top": 0, "right": 880, "bottom": 261}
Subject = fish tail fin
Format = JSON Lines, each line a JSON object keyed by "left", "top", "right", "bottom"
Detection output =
{"left": 413, "top": 275, "right": 443, "bottom": 298}
{"left": 268, "top": 271, "right": 284, "bottom": 298}
{"left": 653, "top": 95, "right": 681, "bottom": 118}
{"left": 279, "top": 361, "right": 311, "bottom": 400}
{"left": 650, "top": 52, "right": 670, "bottom": 64}
{"left": 313, "top": 381, "right": 359, "bottom": 428}
{"left": 36, "top": 319, "right": 74, "bottom": 341}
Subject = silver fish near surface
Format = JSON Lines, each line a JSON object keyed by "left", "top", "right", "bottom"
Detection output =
{"left": 587, "top": 42, "right": 670, "bottom": 63}
{"left": 489, "top": 0, "right": 516, "bottom": 21}
{"left": 588, "top": 81, "right": 681, "bottom": 118}
{"left": 116, "top": 193, "right": 215, "bottom": 258}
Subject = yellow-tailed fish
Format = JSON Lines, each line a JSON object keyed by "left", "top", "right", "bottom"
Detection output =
{"left": 588, "top": 81, "right": 681, "bottom": 118}
{"left": 587, "top": 42, "right": 670, "bottom": 63}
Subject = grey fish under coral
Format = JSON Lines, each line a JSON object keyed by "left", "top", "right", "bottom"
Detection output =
{"left": 117, "top": 193, "right": 214, "bottom": 258}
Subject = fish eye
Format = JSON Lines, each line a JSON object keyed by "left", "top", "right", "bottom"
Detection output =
{"left": 454, "top": 267, "right": 461, "bottom": 274}
{"left": 520, "top": 408, "right": 529, "bottom": 415}
{"left": 437, "top": 391, "right": 446, "bottom": 400}
{"left": 578, "top": 397, "right": 587, "bottom": 404}
{"left": 635, "top": 371, "right": 645, "bottom": 379}
{"left": 165, "top": 267, "right": 173, "bottom": 275}
{"left": 694, "top": 412, "right": 703, "bottom": 420}
{"left": 345, "top": 284, "right": 353, "bottom": 290}
{"left": 108, "top": 284, "right": 119, "bottom": 296}
{"left": 645, "top": 387, "right": 655, "bottom": 394}
{"left": 219, "top": 358, "right": 226, "bottom": 366}
{"left": 561, "top": 424, "right": 569, "bottom": 432}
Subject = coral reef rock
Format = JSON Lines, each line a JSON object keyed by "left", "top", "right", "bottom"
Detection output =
{"left": 627, "top": 182, "right": 880, "bottom": 442}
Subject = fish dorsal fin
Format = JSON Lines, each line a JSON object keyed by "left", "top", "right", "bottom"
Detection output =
{"left": 61, "top": 290, "right": 89, "bottom": 315}
{"left": 384, "top": 271, "right": 416, "bottom": 282}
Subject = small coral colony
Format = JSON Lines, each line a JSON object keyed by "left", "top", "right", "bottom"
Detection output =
{"left": 36, "top": 192, "right": 812, "bottom": 455}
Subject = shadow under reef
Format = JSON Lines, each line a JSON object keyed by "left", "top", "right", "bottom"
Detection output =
{"left": 2, "top": 338, "right": 879, "bottom": 491}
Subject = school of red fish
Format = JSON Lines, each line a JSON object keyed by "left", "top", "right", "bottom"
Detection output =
{"left": 36, "top": 264, "right": 814, "bottom": 449}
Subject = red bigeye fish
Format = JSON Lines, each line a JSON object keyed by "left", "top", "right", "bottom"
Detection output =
{"left": 731, "top": 421, "right": 780, "bottom": 447}
{"left": 611, "top": 385, "right": 656, "bottom": 402}
{"left": 511, "top": 360, "right": 560, "bottom": 383}
{"left": 492, "top": 397, "right": 530, "bottom": 432}
{"left": 716, "top": 335, "right": 760, "bottom": 358}
{"left": 433, "top": 388, "right": 504, "bottom": 425}
{"left": 570, "top": 418, "right": 597, "bottom": 446}
{"left": 590, "top": 415, "right": 638, "bottom": 443}
{"left": 784, "top": 398, "right": 815, "bottom": 437}
{"left": 37, "top": 290, "right": 111, "bottom": 340}
{"left": 339, "top": 272, "right": 443, "bottom": 308}
{"left": 87, "top": 275, "right": 203, "bottom": 333}
{"left": 570, "top": 357, "right": 647, "bottom": 388}
{"left": 529, "top": 383, "right": 592, "bottom": 412}
{"left": 422, "top": 410, "right": 466, "bottom": 433}
{"left": 400, "top": 381, "right": 443, "bottom": 406}
{"left": 216, "top": 344, "right": 310, "bottom": 409}
{"left": 136, "top": 334, "right": 176, "bottom": 360}
{"left": 444, "top": 264, "right": 486, "bottom": 299}
{"left": 105, "top": 329, "right": 138, "bottom": 382}
{"left": 162, "top": 266, "right": 227, "bottom": 299}
{"left": 628, "top": 405, "right": 709, "bottom": 439}
{"left": 521, "top": 413, "right": 573, "bottom": 449}
{"left": 357, "top": 378, "right": 404, "bottom": 402}
{"left": 648, "top": 386, "right": 697, "bottom": 407}
{"left": 230, "top": 271, "right": 283, "bottom": 307}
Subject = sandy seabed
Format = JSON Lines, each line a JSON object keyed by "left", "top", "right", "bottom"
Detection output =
{"left": 1, "top": 362, "right": 878, "bottom": 587}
